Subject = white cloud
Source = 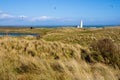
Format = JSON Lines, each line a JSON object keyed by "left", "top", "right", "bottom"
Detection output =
{"left": 0, "top": 13, "right": 14, "bottom": 18}
{"left": 0, "top": 10, "right": 14, "bottom": 19}
{"left": 0, "top": 10, "right": 75, "bottom": 25}
{"left": 18, "top": 15, "right": 28, "bottom": 19}
{"left": 39, "top": 16, "right": 51, "bottom": 20}
{"left": 31, "top": 16, "right": 53, "bottom": 21}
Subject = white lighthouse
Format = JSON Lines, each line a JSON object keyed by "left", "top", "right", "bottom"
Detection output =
{"left": 80, "top": 20, "right": 83, "bottom": 28}
{"left": 77, "top": 20, "right": 83, "bottom": 28}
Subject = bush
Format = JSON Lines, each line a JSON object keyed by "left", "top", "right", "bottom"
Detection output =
{"left": 90, "top": 38, "right": 120, "bottom": 69}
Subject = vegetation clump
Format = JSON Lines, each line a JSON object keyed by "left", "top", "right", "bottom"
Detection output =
{"left": 90, "top": 38, "right": 120, "bottom": 69}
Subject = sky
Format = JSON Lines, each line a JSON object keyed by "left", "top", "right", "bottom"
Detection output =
{"left": 0, "top": 0, "right": 120, "bottom": 26}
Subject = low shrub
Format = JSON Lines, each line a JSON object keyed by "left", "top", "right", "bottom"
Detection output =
{"left": 90, "top": 38, "right": 120, "bottom": 69}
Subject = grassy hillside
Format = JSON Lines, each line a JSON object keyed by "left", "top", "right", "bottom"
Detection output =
{"left": 0, "top": 27, "right": 120, "bottom": 80}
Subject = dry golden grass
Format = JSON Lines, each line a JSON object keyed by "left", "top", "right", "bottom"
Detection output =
{"left": 0, "top": 37, "right": 119, "bottom": 80}
{"left": 41, "top": 27, "right": 120, "bottom": 46}
{"left": 0, "top": 27, "right": 120, "bottom": 80}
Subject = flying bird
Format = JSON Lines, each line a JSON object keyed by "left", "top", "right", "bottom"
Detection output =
{"left": 54, "top": 6, "right": 56, "bottom": 10}
{"left": 109, "top": 5, "right": 114, "bottom": 8}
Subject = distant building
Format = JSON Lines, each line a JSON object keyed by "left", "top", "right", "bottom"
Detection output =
{"left": 77, "top": 25, "right": 80, "bottom": 28}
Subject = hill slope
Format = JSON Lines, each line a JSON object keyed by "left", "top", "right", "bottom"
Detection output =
{"left": 0, "top": 37, "right": 119, "bottom": 80}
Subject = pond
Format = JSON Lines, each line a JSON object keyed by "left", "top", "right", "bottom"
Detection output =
{"left": 0, "top": 33, "right": 39, "bottom": 36}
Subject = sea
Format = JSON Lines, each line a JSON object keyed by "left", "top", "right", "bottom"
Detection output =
{"left": 0, "top": 25, "right": 119, "bottom": 28}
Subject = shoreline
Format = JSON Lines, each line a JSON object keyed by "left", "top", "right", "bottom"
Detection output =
{"left": 0, "top": 25, "right": 119, "bottom": 29}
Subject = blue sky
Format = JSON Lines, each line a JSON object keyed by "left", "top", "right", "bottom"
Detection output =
{"left": 0, "top": 0, "right": 120, "bottom": 26}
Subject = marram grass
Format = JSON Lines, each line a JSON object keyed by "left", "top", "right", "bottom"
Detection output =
{"left": 0, "top": 27, "right": 120, "bottom": 80}
{"left": 0, "top": 37, "right": 119, "bottom": 80}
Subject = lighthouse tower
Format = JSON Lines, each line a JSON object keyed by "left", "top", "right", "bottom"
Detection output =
{"left": 80, "top": 20, "right": 83, "bottom": 28}
{"left": 77, "top": 20, "right": 83, "bottom": 28}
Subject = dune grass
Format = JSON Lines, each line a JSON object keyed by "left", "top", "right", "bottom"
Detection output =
{"left": 1, "top": 27, "right": 120, "bottom": 46}
{"left": 0, "top": 37, "right": 119, "bottom": 80}
{"left": 0, "top": 27, "right": 120, "bottom": 80}
{"left": 40, "top": 27, "right": 120, "bottom": 46}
